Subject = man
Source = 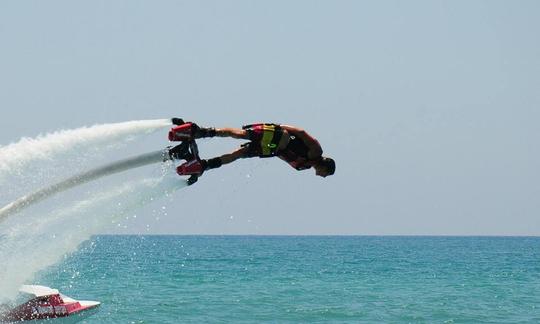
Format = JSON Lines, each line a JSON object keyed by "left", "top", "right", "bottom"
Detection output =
{"left": 168, "top": 118, "right": 335, "bottom": 180}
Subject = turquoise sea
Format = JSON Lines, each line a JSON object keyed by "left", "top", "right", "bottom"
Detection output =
{"left": 39, "top": 236, "right": 539, "bottom": 323}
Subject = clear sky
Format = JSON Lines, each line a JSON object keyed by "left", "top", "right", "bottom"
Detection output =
{"left": 1, "top": 0, "right": 539, "bottom": 235}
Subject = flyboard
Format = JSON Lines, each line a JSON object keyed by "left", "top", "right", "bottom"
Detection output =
{"left": 167, "top": 118, "right": 204, "bottom": 186}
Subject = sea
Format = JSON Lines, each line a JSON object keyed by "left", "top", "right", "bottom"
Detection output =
{"left": 35, "top": 235, "right": 540, "bottom": 323}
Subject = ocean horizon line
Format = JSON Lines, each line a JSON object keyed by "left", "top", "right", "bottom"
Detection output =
{"left": 95, "top": 233, "right": 540, "bottom": 238}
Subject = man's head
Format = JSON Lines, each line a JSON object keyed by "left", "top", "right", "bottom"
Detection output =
{"left": 314, "top": 157, "right": 336, "bottom": 178}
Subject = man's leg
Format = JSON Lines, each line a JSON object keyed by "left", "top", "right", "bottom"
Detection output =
{"left": 214, "top": 128, "right": 250, "bottom": 140}
{"left": 205, "top": 146, "right": 250, "bottom": 170}
{"left": 171, "top": 119, "right": 251, "bottom": 140}
{"left": 177, "top": 146, "right": 252, "bottom": 177}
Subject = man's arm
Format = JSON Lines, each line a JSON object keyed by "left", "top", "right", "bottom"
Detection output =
{"left": 280, "top": 125, "right": 323, "bottom": 159}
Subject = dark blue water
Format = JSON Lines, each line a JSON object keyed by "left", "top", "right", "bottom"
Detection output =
{"left": 39, "top": 236, "right": 540, "bottom": 323}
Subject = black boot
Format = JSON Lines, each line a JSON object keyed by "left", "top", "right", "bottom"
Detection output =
{"left": 205, "top": 157, "right": 223, "bottom": 170}
{"left": 194, "top": 127, "right": 216, "bottom": 139}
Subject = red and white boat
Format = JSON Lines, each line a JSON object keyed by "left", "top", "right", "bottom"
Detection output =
{"left": 0, "top": 285, "right": 100, "bottom": 323}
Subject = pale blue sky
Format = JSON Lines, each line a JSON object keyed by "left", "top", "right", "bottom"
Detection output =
{"left": 1, "top": 0, "right": 539, "bottom": 235}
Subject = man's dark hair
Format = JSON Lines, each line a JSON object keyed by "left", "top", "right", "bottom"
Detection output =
{"left": 320, "top": 157, "right": 335, "bottom": 176}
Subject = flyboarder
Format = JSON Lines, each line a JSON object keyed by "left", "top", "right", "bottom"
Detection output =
{"left": 167, "top": 118, "right": 335, "bottom": 184}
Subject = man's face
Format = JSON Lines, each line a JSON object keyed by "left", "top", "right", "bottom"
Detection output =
{"left": 314, "top": 164, "right": 330, "bottom": 177}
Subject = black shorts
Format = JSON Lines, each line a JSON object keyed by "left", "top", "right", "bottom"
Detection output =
{"left": 240, "top": 124, "right": 283, "bottom": 158}
{"left": 241, "top": 141, "right": 262, "bottom": 158}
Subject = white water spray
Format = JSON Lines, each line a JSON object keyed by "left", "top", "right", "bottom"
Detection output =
{"left": 0, "top": 175, "right": 186, "bottom": 301}
{"left": 0, "top": 119, "right": 170, "bottom": 180}
{"left": 0, "top": 119, "right": 188, "bottom": 302}
{"left": 0, "top": 150, "right": 169, "bottom": 222}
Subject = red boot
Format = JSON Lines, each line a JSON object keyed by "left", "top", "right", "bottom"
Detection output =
{"left": 169, "top": 122, "right": 196, "bottom": 141}
{"left": 177, "top": 159, "right": 205, "bottom": 176}
{"left": 169, "top": 122, "right": 216, "bottom": 141}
